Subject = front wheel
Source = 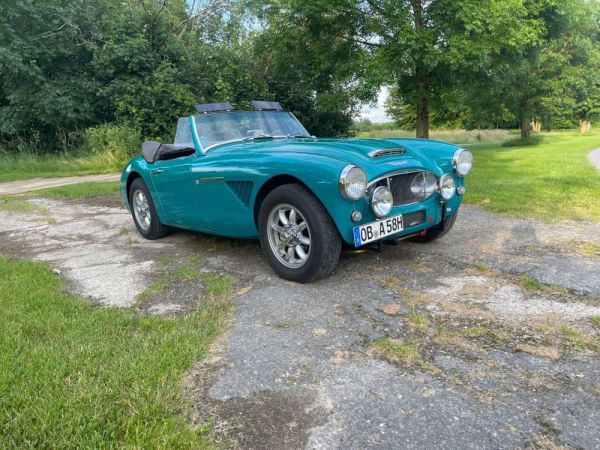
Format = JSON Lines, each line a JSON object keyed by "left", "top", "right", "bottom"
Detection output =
{"left": 129, "top": 177, "right": 170, "bottom": 240}
{"left": 258, "top": 184, "right": 341, "bottom": 282}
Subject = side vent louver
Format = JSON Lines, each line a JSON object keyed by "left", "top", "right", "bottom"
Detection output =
{"left": 369, "top": 148, "right": 407, "bottom": 158}
{"left": 226, "top": 181, "right": 253, "bottom": 207}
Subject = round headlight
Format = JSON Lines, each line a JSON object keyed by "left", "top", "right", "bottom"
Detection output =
{"left": 339, "top": 165, "right": 367, "bottom": 200}
{"left": 410, "top": 172, "right": 438, "bottom": 200}
{"left": 371, "top": 186, "right": 393, "bottom": 217}
{"left": 453, "top": 148, "right": 473, "bottom": 176}
{"left": 439, "top": 174, "right": 456, "bottom": 201}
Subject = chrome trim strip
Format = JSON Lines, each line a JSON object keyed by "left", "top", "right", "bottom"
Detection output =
{"left": 199, "top": 177, "right": 225, "bottom": 182}
{"left": 204, "top": 138, "right": 249, "bottom": 152}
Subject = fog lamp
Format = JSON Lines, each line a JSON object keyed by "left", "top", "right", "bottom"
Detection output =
{"left": 371, "top": 186, "right": 393, "bottom": 217}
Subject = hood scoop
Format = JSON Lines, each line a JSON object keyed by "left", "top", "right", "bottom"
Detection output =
{"left": 368, "top": 147, "right": 407, "bottom": 158}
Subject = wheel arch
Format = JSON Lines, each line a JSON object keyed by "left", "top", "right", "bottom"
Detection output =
{"left": 122, "top": 171, "right": 143, "bottom": 209}
{"left": 126, "top": 171, "right": 142, "bottom": 198}
{"left": 253, "top": 175, "right": 334, "bottom": 231}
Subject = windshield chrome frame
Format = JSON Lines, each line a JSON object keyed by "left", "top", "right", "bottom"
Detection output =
{"left": 189, "top": 111, "right": 311, "bottom": 154}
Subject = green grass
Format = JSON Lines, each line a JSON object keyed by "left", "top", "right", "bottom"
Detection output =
{"left": 135, "top": 281, "right": 168, "bottom": 302}
{"left": 0, "top": 196, "right": 44, "bottom": 213}
{"left": 465, "top": 130, "right": 600, "bottom": 222}
{"left": 0, "top": 254, "right": 233, "bottom": 448}
{"left": 576, "top": 242, "right": 600, "bottom": 257}
{"left": 175, "top": 255, "right": 207, "bottom": 280}
{"left": 520, "top": 274, "right": 542, "bottom": 292}
{"left": 0, "top": 152, "right": 121, "bottom": 183}
{"left": 31, "top": 181, "right": 120, "bottom": 199}
{"left": 407, "top": 312, "right": 429, "bottom": 328}
{"left": 462, "top": 326, "right": 487, "bottom": 337}
{"left": 373, "top": 337, "right": 422, "bottom": 366}
{"left": 0, "top": 182, "right": 119, "bottom": 213}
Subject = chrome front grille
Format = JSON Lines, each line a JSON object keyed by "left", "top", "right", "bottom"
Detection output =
{"left": 370, "top": 171, "right": 438, "bottom": 206}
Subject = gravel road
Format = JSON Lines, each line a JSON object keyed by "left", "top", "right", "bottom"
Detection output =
{"left": 1, "top": 196, "right": 599, "bottom": 449}
{"left": 0, "top": 173, "right": 120, "bottom": 195}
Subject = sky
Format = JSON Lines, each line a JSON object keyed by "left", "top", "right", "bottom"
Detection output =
{"left": 358, "top": 86, "right": 392, "bottom": 123}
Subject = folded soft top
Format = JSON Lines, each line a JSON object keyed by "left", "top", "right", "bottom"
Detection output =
{"left": 141, "top": 141, "right": 195, "bottom": 163}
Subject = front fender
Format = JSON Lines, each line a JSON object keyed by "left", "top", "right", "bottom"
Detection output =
{"left": 251, "top": 154, "right": 365, "bottom": 244}
{"left": 120, "top": 157, "right": 168, "bottom": 221}
{"left": 253, "top": 150, "right": 465, "bottom": 245}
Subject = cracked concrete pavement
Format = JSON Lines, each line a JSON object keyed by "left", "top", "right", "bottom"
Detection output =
{"left": 1, "top": 195, "right": 600, "bottom": 449}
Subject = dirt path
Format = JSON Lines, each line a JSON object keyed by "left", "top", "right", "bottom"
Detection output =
{"left": 1, "top": 197, "right": 600, "bottom": 449}
{"left": 589, "top": 148, "right": 600, "bottom": 171}
{"left": 0, "top": 173, "right": 120, "bottom": 195}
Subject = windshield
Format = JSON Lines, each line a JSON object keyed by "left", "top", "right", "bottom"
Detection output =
{"left": 194, "top": 111, "right": 310, "bottom": 150}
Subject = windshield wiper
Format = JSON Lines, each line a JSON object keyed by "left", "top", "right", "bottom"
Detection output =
{"left": 242, "top": 134, "right": 274, "bottom": 143}
{"left": 241, "top": 134, "right": 312, "bottom": 144}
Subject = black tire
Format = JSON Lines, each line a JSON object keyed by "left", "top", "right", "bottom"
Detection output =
{"left": 408, "top": 213, "right": 457, "bottom": 243}
{"left": 258, "top": 183, "right": 341, "bottom": 282}
{"left": 129, "top": 177, "right": 170, "bottom": 240}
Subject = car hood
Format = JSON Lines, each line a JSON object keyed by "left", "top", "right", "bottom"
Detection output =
{"left": 216, "top": 137, "right": 460, "bottom": 178}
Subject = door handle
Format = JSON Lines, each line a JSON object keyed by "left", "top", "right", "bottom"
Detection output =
{"left": 151, "top": 169, "right": 163, "bottom": 175}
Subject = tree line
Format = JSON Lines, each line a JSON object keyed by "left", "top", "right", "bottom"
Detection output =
{"left": 0, "top": 0, "right": 598, "bottom": 154}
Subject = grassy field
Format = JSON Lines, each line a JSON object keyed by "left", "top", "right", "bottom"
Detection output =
{"left": 357, "top": 128, "right": 517, "bottom": 144}
{"left": 464, "top": 130, "right": 600, "bottom": 222}
{"left": 0, "top": 152, "right": 122, "bottom": 183}
{"left": 0, "top": 255, "right": 232, "bottom": 448}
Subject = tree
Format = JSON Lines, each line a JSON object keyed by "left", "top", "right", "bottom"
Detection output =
{"left": 472, "top": 0, "right": 599, "bottom": 139}
{"left": 363, "top": 0, "right": 538, "bottom": 138}
{"left": 247, "top": 0, "right": 380, "bottom": 136}
{"left": 566, "top": 4, "right": 600, "bottom": 133}
{"left": 0, "top": 0, "right": 263, "bottom": 147}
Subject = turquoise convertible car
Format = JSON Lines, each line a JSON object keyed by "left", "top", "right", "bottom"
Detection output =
{"left": 121, "top": 101, "right": 473, "bottom": 282}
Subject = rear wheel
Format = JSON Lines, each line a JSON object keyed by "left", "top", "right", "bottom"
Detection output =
{"left": 259, "top": 184, "right": 341, "bottom": 282}
{"left": 129, "top": 177, "right": 170, "bottom": 240}
{"left": 408, "top": 213, "right": 457, "bottom": 243}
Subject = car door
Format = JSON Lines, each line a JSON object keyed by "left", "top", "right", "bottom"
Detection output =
{"left": 149, "top": 155, "right": 210, "bottom": 229}
{"left": 189, "top": 152, "right": 259, "bottom": 238}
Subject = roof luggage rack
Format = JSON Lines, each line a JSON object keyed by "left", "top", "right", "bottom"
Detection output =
{"left": 194, "top": 102, "right": 234, "bottom": 113}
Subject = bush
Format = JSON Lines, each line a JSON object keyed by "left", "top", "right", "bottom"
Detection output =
{"left": 82, "top": 123, "right": 142, "bottom": 164}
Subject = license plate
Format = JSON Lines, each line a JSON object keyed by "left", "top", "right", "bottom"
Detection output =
{"left": 353, "top": 214, "right": 403, "bottom": 247}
